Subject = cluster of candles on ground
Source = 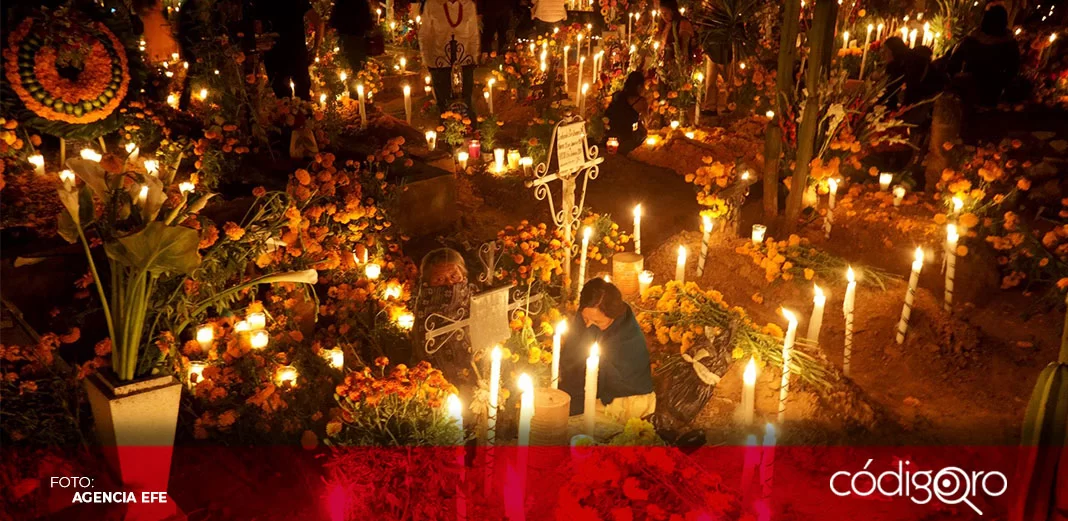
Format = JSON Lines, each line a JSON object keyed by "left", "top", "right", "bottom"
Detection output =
{"left": 838, "top": 13, "right": 945, "bottom": 81}
{"left": 50, "top": 143, "right": 194, "bottom": 201}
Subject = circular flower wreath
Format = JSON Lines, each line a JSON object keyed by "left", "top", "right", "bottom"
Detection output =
{"left": 3, "top": 16, "right": 129, "bottom": 124}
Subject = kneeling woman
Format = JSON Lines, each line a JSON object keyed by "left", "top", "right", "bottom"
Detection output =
{"left": 559, "top": 278, "right": 655, "bottom": 423}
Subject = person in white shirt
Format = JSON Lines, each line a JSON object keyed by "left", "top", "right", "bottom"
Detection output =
{"left": 530, "top": 0, "right": 566, "bottom": 36}
{"left": 418, "top": 0, "right": 481, "bottom": 111}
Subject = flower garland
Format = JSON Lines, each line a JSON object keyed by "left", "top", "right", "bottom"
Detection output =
{"left": 3, "top": 14, "right": 130, "bottom": 124}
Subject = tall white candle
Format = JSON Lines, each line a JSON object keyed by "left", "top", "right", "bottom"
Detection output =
{"left": 694, "top": 72, "right": 704, "bottom": 126}
{"left": 675, "top": 245, "right": 687, "bottom": 283}
{"left": 825, "top": 179, "right": 838, "bottom": 239}
{"left": 627, "top": 13, "right": 633, "bottom": 42}
{"left": 447, "top": 393, "right": 464, "bottom": 443}
{"left": 697, "top": 214, "right": 713, "bottom": 277}
{"left": 760, "top": 423, "right": 777, "bottom": 499}
{"left": 806, "top": 284, "right": 826, "bottom": 344}
{"left": 356, "top": 84, "right": 367, "bottom": 128}
{"left": 562, "top": 46, "right": 570, "bottom": 94}
{"left": 777, "top": 309, "right": 798, "bottom": 423}
{"left": 944, "top": 225, "right": 958, "bottom": 312}
{"left": 584, "top": 343, "right": 600, "bottom": 436}
{"left": 909, "top": 28, "right": 918, "bottom": 48}
{"left": 580, "top": 83, "right": 589, "bottom": 114}
{"left": 877, "top": 23, "right": 885, "bottom": 41}
{"left": 487, "top": 78, "right": 495, "bottom": 115}
{"left": 842, "top": 267, "right": 857, "bottom": 375}
{"left": 860, "top": 24, "right": 873, "bottom": 79}
{"left": 896, "top": 248, "right": 924, "bottom": 344}
{"left": 741, "top": 357, "right": 756, "bottom": 426}
{"left": 487, "top": 346, "right": 502, "bottom": 444}
{"left": 576, "top": 33, "right": 584, "bottom": 68}
{"left": 577, "top": 226, "right": 592, "bottom": 298}
{"left": 551, "top": 321, "right": 567, "bottom": 389}
{"left": 518, "top": 373, "right": 534, "bottom": 446}
{"left": 741, "top": 433, "right": 759, "bottom": 495}
{"left": 632, "top": 204, "right": 642, "bottom": 255}
{"left": 402, "top": 85, "right": 412, "bottom": 124}
{"left": 577, "top": 56, "right": 585, "bottom": 105}
{"left": 493, "top": 148, "right": 506, "bottom": 173}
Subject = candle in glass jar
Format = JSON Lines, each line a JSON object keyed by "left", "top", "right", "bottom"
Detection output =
{"left": 493, "top": 148, "right": 506, "bottom": 173}
{"left": 365, "top": 262, "right": 382, "bottom": 280}
{"left": 326, "top": 346, "right": 344, "bottom": 369}
{"left": 196, "top": 325, "right": 214, "bottom": 350}
{"left": 276, "top": 365, "right": 298, "bottom": 388}
{"left": 896, "top": 248, "right": 924, "bottom": 344}
{"left": 584, "top": 344, "right": 600, "bottom": 435}
{"left": 188, "top": 361, "right": 207, "bottom": 388}
{"left": 425, "top": 130, "right": 437, "bottom": 151}
{"left": 806, "top": 284, "right": 826, "bottom": 344}
{"left": 751, "top": 224, "right": 767, "bottom": 245}
{"left": 247, "top": 312, "right": 266, "bottom": 330}
{"left": 28, "top": 154, "right": 45, "bottom": 176}
{"left": 606, "top": 137, "right": 619, "bottom": 154}
{"left": 457, "top": 151, "right": 469, "bottom": 172}
{"left": 893, "top": 185, "right": 906, "bottom": 206}
{"left": 879, "top": 173, "right": 893, "bottom": 191}
{"left": 250, "top": 330, "right": 269, "bottom": 349}
{"left": 467, "top": 140, "right": 481, "bottom": 160}
{"left": 507, "top": 149, "right": 521, "bottom": 169}
{"left": 675, "top": 245, "right": 687, "bottom": 283}
{"left": 638, "top": 270, "right": 654, "bottom": 299}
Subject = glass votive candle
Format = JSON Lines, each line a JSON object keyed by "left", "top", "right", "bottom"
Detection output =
{"left": 325, "top": 347, "right": 344, "bottom": 369}
{"left": 275, "top": 365, "right": 298, "bottom": 388}
{"left": 467, "top": 139, "right": 481, "bottom": 160}
{"left": 28, "top": 154, "right": 45, "bottom": 176}
{"left": 425, "top": 130, "right": 437, "bottom": 151}
{"left": 457, "top": 151, "right": 469, "bottom": 172}
{"left": 638, "top": 270, "right": 654, "bottom": 299}
{"left": 234, "top": 320, "right": 251, "bottom": 333}
{"left": 187, "top": 361, "right": 207, "bottom": 388}
{"left": 493, "top": 148, "right": 506, "bottom": 173}
{"left": 606, "top": 137, "right": 620, "bottom": 154}
{"left": 879, "top": 173, "right": 893, "bottom": 191}
{"left": 396, "top": 312, "right": 415, "bottom": 330}
{"left": 247, "top": 312, "right": 266, "bottom": 330}
{"left": 507, "top": 149, "right": 521, "bottom": 169}
{"left": 365, "top": 262, "right": 382, "bottom": 280}
{"left": 195, "top": 325, "right": 214, "bottom": 349}
{"left": 645, "top": 135, "right": 659, "bottom": 146}
{"left": 670, "top": 120, "right": 680, "bottom": 130}
{"left": 751, "top": 224, "right": 767, "bottom": 245}
{"left": 250, "top": 330, "right": 269, "bottom": 349}
{"left": 684, "top": 131, "right": 695, "bottom": 139}
{"left": 520, "top": 156, "right": 533, "bottom": 175}
{"left": 892, "top": 185, "right": 906, "bottom": 206}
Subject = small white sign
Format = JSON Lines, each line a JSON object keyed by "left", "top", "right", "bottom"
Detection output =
{"left": 556, "top": 122, "right": 587, "bottom": 176}
{"left": 469, "top": 286, "right": 512, "bottom": 353}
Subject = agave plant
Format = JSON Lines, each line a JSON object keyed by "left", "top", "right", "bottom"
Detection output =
{"left": 692, "top": 0, "right": 769, "bottom": 66}
{"left": 57, "top": 159, "right": 317, "bottom": 381}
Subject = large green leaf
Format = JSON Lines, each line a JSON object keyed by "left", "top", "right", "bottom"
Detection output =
{"left": 105, "top": 222, "right": 202, "bottom": 275}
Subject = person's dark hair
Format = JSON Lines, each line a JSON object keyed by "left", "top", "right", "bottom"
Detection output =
{"left": 622, "top": 71, "right": 644, "bottom": 97}
{"left": 578, "top": 278, "right": 627, "bottom": 320}
{"left": 884, "top": 36, "right": 909, "bottom": 61}
{"left": 980, "top": 5, "right": 1009, "bottom": 37}
{"left": 659, "top": 0, "right": 680, "bottom": 16}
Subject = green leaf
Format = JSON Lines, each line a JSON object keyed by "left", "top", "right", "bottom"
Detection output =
{"left": 104, "top": 222, "right": 202, "bottom": 275}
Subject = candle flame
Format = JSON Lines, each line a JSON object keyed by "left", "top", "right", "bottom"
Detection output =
{"left": 814, "top": 284, "right": 824, "bottom": 299}
{"left": 555, "top": 320, "right": 568, "bottom": 336}
{"left": 518, "top": 373, "right": 533, "bottom": 393}
{"left": 589, "top": 343, "right": 600, "bottom": 359}
{"left": 743, "top": 357, "right": 757, "bottom": 385}
{"left": 633, "top": 204, "right": 642, "bottom": 218}
{"left": 765, "top": 110, "right": 775, "bottom": 119}
{"left": 403, "top": 84, "right": 410, "bottom": 95}
{"left": 491, "top": 345, "right": 502, "bottom": 361}
{"left": 447, "top": 393, "right": 462, "bottom": 417}
{"left": 828, "top": 178, "right": 838, "bottom": 193}
{"left": 913, "top": 247, "right": 925, "bottom": 264}
{"left": 702, "top": 214, "right": 713, "bottom": 233}
{"left": 951, "top": 196, "right": 964, "bottom": 212}
{"left": 847, "top": 266, "right": 855, "bottom": 283}
{"left": 946, "top": 224, "right": 959, "bottom": 244}
{"left": 781, "top": 308, "right": 797, "bottom": 324}
{"left": 196, "top": 325, "right": 213, "bottom": 344}
{"left": 677, "top": 245, "right": 687, "bottom": 258}
{"left": 583, "top": 226, "right": 592, "bottom": 240}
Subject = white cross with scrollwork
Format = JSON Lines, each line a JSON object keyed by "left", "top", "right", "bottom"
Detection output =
{"left": 524, "top": 116, "right": 603, "bottom": 298}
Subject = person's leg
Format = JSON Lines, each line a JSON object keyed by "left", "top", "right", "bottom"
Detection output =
{"left": 429, "top": 67, "right": 452, "bottom": 109}
{"left": 461, "top": 64, "right": 475, "bottom": 113}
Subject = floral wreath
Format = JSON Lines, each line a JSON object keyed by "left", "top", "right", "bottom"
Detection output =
{"left": 4, "top": 14, "right": 130, "bottom": 125}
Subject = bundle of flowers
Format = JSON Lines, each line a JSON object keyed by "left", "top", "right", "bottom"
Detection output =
{"left": 437, "top": 110, "right": 474, "bottom": 148}
{"left": 492, "top": 213, "right": 630, "bottom": 289}
{"left": 734, "top": 234, "right": 897, "bottom": 288}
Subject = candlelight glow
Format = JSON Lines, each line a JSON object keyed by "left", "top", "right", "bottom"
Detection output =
{"left": 952, "top": 196, "right": 964, "bottom": 213}
{"left": 137, "top": 185, "right": 149, "bottom": 203}
{"left": 28, "top": 154, "right": 44, "bottom": 173}
{"left": 743, "top": 357, "right": 757, "bottom": 386}
{"left": 828, "top": 178, "right": 838, "bottom": 194}
{"left": 847, "top": 266, "right": 855, "bottom": 283}
{"left": 365, "top": 263, "right": 382, "bottom": 280}
{"left": 60, "top": 169, "right": 75, "bottom": 185}
{"left": 80, "top": 149, "right": 102, "bottom": 162}
{"left": 250, "top": 330, "right": 269, "bottom": 349}
{"left": 556, "top": 320, "right": 568, "bottom": 337}
{"left": 125, "top": 142, "right": 137, "bottom": 154}
{"left": 765, "top": 110, "right": 775, "bottom": 119}
{"left": 645, "top": 135, "right": 659, "bottom": 146}
{"left": 247, "top": 312, "right": 266, "bottom": 330}
{"left": 275, "top": 365, "right": 298, "bottom": 387}
{"left": 781, "top": 308, "right": 797, "bottom": 324}
{"left": 179, "top": 182, "right": 195, "bottom": 194}
{"left": 196, "top": 325, "right": 213, "bottom": 346}
{"left": 234, "top": 320, "right": 250, "bottom": 333}
{"left": 143, "top": 159, "right": 159, "bottom": 174}
{"left": 447, "top": 393, "right": 462, "bottom": 418}
{"left": 814, "top": 284, "right": 825, "bottom": 301}
{"left": 518, "top": 373, "right": 533, "bottom": 393}
{"left": 702, "top": 214, "right": 713, "bottom": 233}
{"left": 188, "top": 361, "right": 206, "bottom": 387}
{"left": 946, "top": 224, "right": 959, "bottom": 244}
{"left": 589, "top": 343, "right": 600, "bottom": 359}
{"left": 670, "top": 120, "right": 680, "bottom": 130}
{"left": 396, "top": 312, "right": 415, "bottom": 330}
{"left": 583, "top": 226, "right": 592, "bottom": 241}
{"left": 913, "top": 247, "right": 925, "bottom": 265}
{"left": 383, "top": 282, "right": 402, "bottom": 300}
{"left": 198, "top": 88, "right": 208, "bottom": 101}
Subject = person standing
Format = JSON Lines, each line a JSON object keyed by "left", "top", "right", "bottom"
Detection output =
{"left": 258, "top": 0, "right": 323, "bottom": 101}
{"left": 604, "top": 71, "right": 650, "bottom": 155}
{"left": 418, "top": 0, "right": 480, "bottom": 112}
{"left": 530, "top": 0, "right": 566, "bottom": 36}
{"left": 478, "top": 0, "right": 515, "bottom": 59}
{"left": 331, "top": 0, "right": 375, "bottom": 72}
{"left": 947, "top": 5, "right": 1020, "bottom": 107}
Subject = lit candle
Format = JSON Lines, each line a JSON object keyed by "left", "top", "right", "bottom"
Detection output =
{"left": 326, "top": 346, "right": 344, "bottom": 369}
{"left": 60, "top": 169, "right": 75, "bottom": 190}
{"left": 486, "top": 78, "right": 495, "bottom": 115}
{"left": 196, "top": 325, "right": 213, "bottom": 350}
{"left": 842, "top": 30, "right": 850, "bottom": 49}
{"left": 879, "top": 172, "right": 893, "bottom": 191}
{"left": 638, "top": 270, "right": 654, "bottom": 299}
{"left": 507, "top": 149, "right": 521, "bottom": 170}
{"left": 901, "top": 25, "right": 909, "bottom": 41}
{"left": 289, "top": 80, "right": 295, "bottom": 98}
{"left": 628, "top": 12, "right": 633, "bottom": 42}
{"left": 248, "top": 312, "right": 266, "bottom": 330}
{"left": 760, "top": 423, "right": 777, "bottom": 498}
{"left": 551, "top": 321, "right": 567, "bottom": 389}
{"left": 580, "top": 82, "right": 589, "bottom": 114}
{"left": 825, "top": 179, "right": 838, "bottom": 239}
{"left": 577, "top": 55, "right": 585, "bottom": 104}
{"left": 250, "top": 330, "right": 269, "bottom": 349}
{"left": 860, "top": 24, "right": 874, "bottom": 79}
{"left": 356, "top": 84, "right": 367, "bottom": 128}
{"left": 896, "top": 248, "right": 924, "bottom": 344}
{"left": 276, "top": 365, "right": 298, "bottom": 388}
{"left": 364, "top": 262, "right": 382, "bottom": 280}
{"left": 80, "top": 149, "right": 102, "bottom": 162}
{"left": 403, "top": 85, "right": 412, "bottom": 124}
{"left": 944, "top": 224, "right": 958, "bottom": 312}
{"left": 339, "top": 71, "right": 349, "bottom": 97}
{"left": 675, "top": 245, "right": 687, "bottom": 283}
{"left": 877, "top": 23, "right": 885, "bottom": 41}
{"left": 632, "top": 204, "right": 642, "bottom": 255}
{"left": 138, "top": 185, "right": 148, "bottom": 205}
{"left": 584, "top": 344, "right": 600, "bottom": 436}
{"left": 187, "top": 361, "right": 207, "bottom": 389}
{"left": 28, "top": 154, "right": 44, "bottom": 176}
{"left": 578, "top": 227, "right": 592, "bottom": 296}
{"left": 697, "top": 214, "right": 713, "bottom": 277}
{"left": 234, "top": 320, "right": 250, "bottom": 333}
{"left": 457, "top": 151, "right": 469, "bottom": 172}
{"left": 909, "top": 28, "right": 918, "bottom": 48}
{"left": 694, "top": 72, "right": 704, "bottom": 125}
{"left": 143, "top": 159, "right": 159, "bottom": 175}
{"left": 468, "top": 139, "right": 481, "bottom": 160}
{"left": 124, "top": 142, "right": 139, "bottom": 163}
{"left": 562, "top": 45, "right": 570, "bottom": 94}
{"left": 493, "top": 148, "right": 506, "bottom": 173}
{"left": 893, "top": 185, "right": 906, "bottom": 207}
{"left": 777, "top": 308, "right": 799, "bottom": 423}
{"left": 520, "top": 156, "right": 533, "bottom": 175}
{"left": 740, "top": 357, "right": 757, "bottom": 426}
{"left": 425, "top": 130, "right": 437, "bottom": 151}
{"left": 576, "top": 33, "right": 584, "bottom": 69}
{"left": 198, "top": 88, "right": 208, "bottom": 102}
{"left": 399, "top": 56, "right": 407, "bottom": 73}
{"left": 670, "top": 120, "right": 680, "bottom": 130}
{"left": 751, "top": 224, "right": 767, "bottom": 245}
{"left": 951, "top": 196, "right": 964, "bottom": 217}
{"left": 447, "top": 393, "right": 463, "bottom": 443}
{"left": 606, "top": 137, "right": 619, "bottom": 154}
{"left": 806, "top": 284, "right": 826, "bottom": 344}
{"left": 842, "top": 267, "right": 857, "bottom": 375}
{"left": 518, "top": 373, "right": 534, "bottom": 445}
{"left": 396, "top": 312, "right": 415, "bottom": 330}
{"left": 487, "top": 346, "right": 502, "bottom": 443}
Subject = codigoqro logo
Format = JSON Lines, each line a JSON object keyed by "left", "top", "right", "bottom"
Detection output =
{"left": 829, "top": 459, "right": 1008, "bottom": 515}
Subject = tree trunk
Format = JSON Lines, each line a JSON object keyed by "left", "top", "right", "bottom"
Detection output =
{"left": 924, "top": 94, "right": 962, "bottom": 193}
{"left": 785, "top": 0, "right": 837, "bottom": 230}
{"left": 762, "top": 0, "right": 802, "bottom": 220}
